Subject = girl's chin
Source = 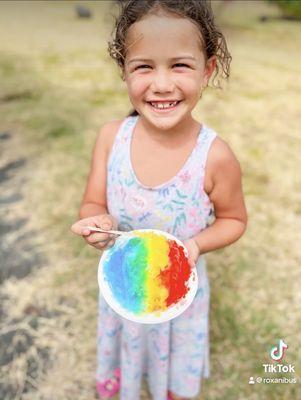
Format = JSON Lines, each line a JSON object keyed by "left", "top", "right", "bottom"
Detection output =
{"left": 145, "top": 116, "right": 184, "bottom": 131}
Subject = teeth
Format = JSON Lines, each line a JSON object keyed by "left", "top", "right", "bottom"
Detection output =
{"left": 150, "top": 101, "right": 178, "bottom": 109}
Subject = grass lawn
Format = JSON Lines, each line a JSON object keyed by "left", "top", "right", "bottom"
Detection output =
{"left": 0, "top": 1, "right": 300, "bottom": 399}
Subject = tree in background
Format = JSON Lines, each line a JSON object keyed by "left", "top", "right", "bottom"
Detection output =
{"left": 267, "top": 0, "right": 301, "bottom": 19}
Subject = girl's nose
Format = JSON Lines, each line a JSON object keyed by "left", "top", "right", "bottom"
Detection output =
{"left": 151, "top": 70, "right": 175, "bottom": 93}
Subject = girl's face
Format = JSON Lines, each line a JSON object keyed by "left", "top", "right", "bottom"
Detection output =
{"left": 123, "top": 12, "right": 216, "bottom": 131}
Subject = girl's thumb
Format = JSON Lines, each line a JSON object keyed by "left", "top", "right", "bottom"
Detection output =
{"left": 101, "top": 220, "right": 111, "bottom": 230}
{"left": 70, "top": 223, "right": 89, "bottom": 236}
{"left": 70, "top": 223, "right": 79, "bottom": 234}
{"left": 189, "top": 257, "right": 196, "bottom": 268}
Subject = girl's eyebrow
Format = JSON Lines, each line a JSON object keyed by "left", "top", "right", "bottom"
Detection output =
{"left": 128, "top": 56, "right": 196, "bottom": 64}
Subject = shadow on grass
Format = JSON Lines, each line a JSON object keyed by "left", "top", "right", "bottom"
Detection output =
{"left": 0, "top": 51, "right": 97, "bottom": 399}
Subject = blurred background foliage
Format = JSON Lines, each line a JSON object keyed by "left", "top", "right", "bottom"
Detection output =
{"left": 267, "top": 0, "right": 301, "bottom": 18}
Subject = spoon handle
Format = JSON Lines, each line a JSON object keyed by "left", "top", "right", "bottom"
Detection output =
{"left": 85, "top": 226, "right": 127, "bottom": 236}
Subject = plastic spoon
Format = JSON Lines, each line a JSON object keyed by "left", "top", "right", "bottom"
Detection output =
{"left": 84, "top": 226, "right": 130, "bottom": 236}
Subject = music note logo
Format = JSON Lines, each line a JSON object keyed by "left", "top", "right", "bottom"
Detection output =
{"left": 270, "top": 339, "right": 288, "bottom": 361}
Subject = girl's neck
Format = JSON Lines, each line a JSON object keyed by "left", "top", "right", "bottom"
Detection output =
{"left": 136, "top": 114, "right": 201, "bottom": 146}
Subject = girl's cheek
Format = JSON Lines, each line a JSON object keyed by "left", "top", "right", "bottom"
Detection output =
{"left": 178, "top": 75, "right": 202, "bottom": 90}
{"left": 128, "top": 75, "right": 151, "bottom": 96}
{"left": 182, "top": 78, "right": 203, "bottom": 98}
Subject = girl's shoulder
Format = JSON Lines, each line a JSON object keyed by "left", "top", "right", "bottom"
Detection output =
{"left": 208, "top": 136, "right": 238, "bottom": 165}
{"left": 205, "top": 135, "right": 242, "bottom": 194}
{"left": 96, "top": 119, "right": 124, "bottom": 156}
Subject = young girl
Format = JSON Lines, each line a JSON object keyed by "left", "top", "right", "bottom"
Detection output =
{"left": 71, "top": 1, "right": 247, "bottom": 399}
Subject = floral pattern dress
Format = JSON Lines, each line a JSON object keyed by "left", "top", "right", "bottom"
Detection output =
{"left": 97, "top": 116, "right": 217, "bottom": 399}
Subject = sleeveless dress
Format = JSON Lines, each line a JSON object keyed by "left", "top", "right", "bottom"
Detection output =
{"left": 97, "top": 116, "right": 217, "bottom": 399}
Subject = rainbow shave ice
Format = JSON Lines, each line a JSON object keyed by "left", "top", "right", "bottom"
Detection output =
{"left": 98, "top": 229, "right": 198, "bottom": 323}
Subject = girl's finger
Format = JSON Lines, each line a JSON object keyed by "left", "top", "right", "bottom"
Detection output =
{"left": 82, "top": 227, "right": 90, "bottom": 236}
{"left": 100, "top": 215, "right": 118, "bottom": 230}
{"left": 94, "top": 242, "right": 109, "bottom": 249}
{"left": 188, "top": 257, "right": 196, "bottom": 268}
{"left": 71, "top": 222, "right": 84, "bottom": 235}
{"left": 100, "top": 220, "right": 112, "bottom": 230}
{"left": 86, "top": 233, "right": 110, "bottom": 244}
{"left": 92, "top": 237, "right": 116, "bottom": 251}
{"left": 71, "top": 221, "right": 91, "bottom": 236}
{"left": 106, "top": 238, "right": 116, "bottom": 248}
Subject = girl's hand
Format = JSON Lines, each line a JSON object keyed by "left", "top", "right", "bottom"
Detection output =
{"left": 183, "top": 238, "right": 201, "bottom": 268}
{"left": 70, "top": 214, "right": 118, "bottom": 251}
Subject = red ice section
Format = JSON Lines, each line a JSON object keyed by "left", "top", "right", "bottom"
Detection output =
{"left": 159, "top": 240, "right": 191, "bottom": 307}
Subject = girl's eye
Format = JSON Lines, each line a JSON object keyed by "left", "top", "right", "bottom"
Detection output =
{"left": 134, "top": 65, "right": 151, "bottom": 70}
{"left": 173, "top": 63, "right": 190, "bottom": 68}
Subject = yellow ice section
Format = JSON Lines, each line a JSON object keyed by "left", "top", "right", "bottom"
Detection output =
{"left": 135, "top": 231, "right": 169, "bottom": 313}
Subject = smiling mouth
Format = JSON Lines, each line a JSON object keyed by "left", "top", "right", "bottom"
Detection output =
{"left": 147, "top": 100, "right": 182, "bottom": 110}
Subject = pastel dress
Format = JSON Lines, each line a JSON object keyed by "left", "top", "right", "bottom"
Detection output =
{"left": 97, "top": 116, "right": 217, "bottom": 399}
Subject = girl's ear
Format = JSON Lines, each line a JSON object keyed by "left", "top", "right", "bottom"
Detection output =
{"left": 203, "top": 55, "right": 217, "bottom": 85}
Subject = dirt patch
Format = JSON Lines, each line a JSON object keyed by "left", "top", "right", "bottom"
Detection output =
{"left": 0, "top": 130, "right": 50, "bottom": 399}
{"left": 0, "top": 132, "right": 44, "bottom": 283}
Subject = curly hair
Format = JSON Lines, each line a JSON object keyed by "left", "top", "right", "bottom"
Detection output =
{"left": 108, "top": 0, "right": 232, "bottom": 88}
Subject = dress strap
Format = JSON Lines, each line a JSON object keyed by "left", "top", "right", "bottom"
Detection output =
{"left": 107, "top": 116, "right": 138, "bottom": 168}
{"left": 198, "top": 126, "right": 217, "bottom": 170}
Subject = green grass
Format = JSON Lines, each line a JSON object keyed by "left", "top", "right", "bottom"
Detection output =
{"left": 0, "top": 1, "right": 300, "bottom": 399}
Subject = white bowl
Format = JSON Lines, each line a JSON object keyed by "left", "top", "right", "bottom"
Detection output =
{"left": 98, "top": 229, "right": 198, "bottom": 324}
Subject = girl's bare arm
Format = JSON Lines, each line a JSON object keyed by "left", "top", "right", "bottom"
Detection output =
{"left": 70, "top": 120, "right": 122, "bottom": 249}
{"left": 193, "top": 138, "right": 248, "bottom": 255}
{"left": 79, "top": 120, "right": 122, "bottom": 219}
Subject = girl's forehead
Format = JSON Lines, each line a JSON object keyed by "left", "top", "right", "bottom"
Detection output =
{"left": 125, "top": 13, "right": 204, "bottom": 60}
